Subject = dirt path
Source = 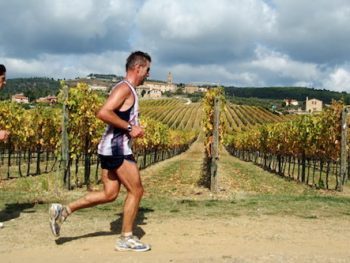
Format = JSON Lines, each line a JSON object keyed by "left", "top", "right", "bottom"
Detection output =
{"left": 1, "top": 139, "right": 350, "bottom": 262}
{"left": 1, "top": 212, "right": 350, "bottom": 263}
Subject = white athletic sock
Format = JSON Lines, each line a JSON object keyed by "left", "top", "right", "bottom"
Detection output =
{"left": 122, "top": 232, "right": 133, "bottom": 238}
{"left": 62, "top": 206, "right": 71, "bottom": 219}
{"left": 65, "top": 205, "right": 72, "bottom": 215}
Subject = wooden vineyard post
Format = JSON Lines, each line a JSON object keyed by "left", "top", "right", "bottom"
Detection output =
{"left": 62, "top": 84, "right": 70, "bottom": 190}
{"left": 210, "top": 97, "right": 220, "bottom": 192}
{"left": 338, "top": 107, "right": 348, "bottom": 191}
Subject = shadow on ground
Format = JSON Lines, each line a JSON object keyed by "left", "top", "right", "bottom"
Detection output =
{"left": 198, "top": 154, "right": 211, "bottom": 189}
{"left": 55, "top": 207, "right": 154, "bottom": 245}
{"left": 0, "top": 202, "right": 35, "bottom": 222}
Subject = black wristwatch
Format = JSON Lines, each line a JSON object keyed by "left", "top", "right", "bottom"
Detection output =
{"left": 127, "top": 124, "right": 132, "bottom": 132}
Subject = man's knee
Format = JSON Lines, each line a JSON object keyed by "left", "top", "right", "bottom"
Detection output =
{"left": 133, "top": 185, "right": 144, "bottom": 198}
{"left": 104, "top": 190, "right": 118, "bottom": 202}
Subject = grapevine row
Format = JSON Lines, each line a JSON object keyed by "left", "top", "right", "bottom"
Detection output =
{"left": 0, "top": 84, "right": 197, "bottom": 184}
{"left": 225, "top": 101, "right": 345, "bottom": 190}
{"left": 224, "top": 103, "right": 293, "bottom": 133}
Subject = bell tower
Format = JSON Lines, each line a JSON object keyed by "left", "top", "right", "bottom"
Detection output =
{"left": 167, "top": 72, "right": 173, "bottom": 85}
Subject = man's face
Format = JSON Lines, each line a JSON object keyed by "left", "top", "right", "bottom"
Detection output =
{"left": 138, "top": 62, "right": 150, "bottom": 85}
{"left": 0, "top": 73, "right": 6, "bottom": 90}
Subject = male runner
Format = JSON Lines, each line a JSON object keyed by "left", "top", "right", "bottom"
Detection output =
{"left": 49, "top": 51, "right": 151, "bottom": 252}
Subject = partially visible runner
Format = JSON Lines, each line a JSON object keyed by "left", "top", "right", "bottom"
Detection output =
{"left": 49, "top": 51, "right": 151, "bottom": 252}
{"left": 0, "top": 64, "right": 10, "bottom": 229}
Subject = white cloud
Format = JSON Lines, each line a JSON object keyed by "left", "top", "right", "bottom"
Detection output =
{"left": 163, "top": 63, "right": 262, "bottom": 87}
{"left": 1, "top": 0, "right": 350, "bottom": 91}
{"left": 136, "top": 0, "right": 276, "bottom": 63}
{"left": 139, "top": 0, "right": 275, "bottom": 40}
{"left": 0, "top": 0, "right": 137, "bottom": 57}
{"left": 323, "top": 67, "right": 350, "bottom": 92}
{"left": 251, "top": 46, "right": 319, "bottom": 80}
{"left": 4, "top": 51, "right": 129, "bottom": 79}
{"left": 271, "top": 0, "right": 350, "bottom": 63}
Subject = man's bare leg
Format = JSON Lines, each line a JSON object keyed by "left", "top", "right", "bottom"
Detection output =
{"left": 67, "top": 169, "right": 121, "bottom": 213}
{"left": 115, "top": 160, "right": 144, "bottom": 235}
{"left": 114, "top": 160, "right": 150, "bottom": 251}
{"left": 49, "top": 169, "right": 121, "bottom": 237}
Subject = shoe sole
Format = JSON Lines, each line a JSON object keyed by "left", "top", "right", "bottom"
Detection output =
{"left": 115, "top": 245, "right": 151, "bottom": 252}
{"left": 49, "top": 205, "right": 60, "bottom": 237}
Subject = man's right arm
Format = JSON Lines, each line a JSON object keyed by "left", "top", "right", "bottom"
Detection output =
{"left": 96, "top": 84, "right": 144, "bottom": 138}
{"left": 96, "top": 84, "right": 131, "bottom": 130}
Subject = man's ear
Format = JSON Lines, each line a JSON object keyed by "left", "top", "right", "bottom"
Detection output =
{"left": 135, "top": 64, "right": 142, "bottom": 73}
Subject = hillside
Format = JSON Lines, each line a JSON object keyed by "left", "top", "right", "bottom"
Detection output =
{"left": 3, "top": 76, "right": 348, "bottom": 106}
{"left": 140, "top": 98, "right": 293, "bottom": 133}
{"left": 0, "top": 78, "right": 60, "bottom": 101}
{"left": 224, "top": 86, "right": 350, "bottom": 104}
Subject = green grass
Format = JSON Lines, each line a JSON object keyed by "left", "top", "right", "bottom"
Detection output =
{"left": 1, "top": 139, "right": 350, "bottom": 222}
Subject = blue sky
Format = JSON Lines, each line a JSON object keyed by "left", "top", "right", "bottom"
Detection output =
{"left": 1, "top": 0, "right": 350, "bottom": 91}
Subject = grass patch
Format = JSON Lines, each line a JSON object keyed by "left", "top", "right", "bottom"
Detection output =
{"left": 2, "top": 179, "right": 350, "bottom": 222}
{"left": 2, "top": 139, "right": 350, "bottom": 222}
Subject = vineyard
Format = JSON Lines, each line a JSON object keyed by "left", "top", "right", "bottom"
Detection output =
{"left": 140, "top": 98, "right": 292, "bottom": 133}
{"left": 223, "top": 104, "right": 294, "bottom": 133}
{"left": 140, "top": 98, "right": 203, "bottom": 131}
{"left": 1, "top": 83, "right": 349, "bottom": 192}
{"left": 225, "top": 101, "right": 348, "bottom": 191}
{"left": 0, "top": 84, "right": 196, "bottom": 188}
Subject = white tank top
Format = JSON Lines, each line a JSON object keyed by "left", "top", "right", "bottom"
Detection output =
{"left": 97, "top": 80, "right": 139, "bottom": 156}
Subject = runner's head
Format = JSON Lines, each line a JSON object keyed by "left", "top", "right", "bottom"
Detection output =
{"left": 125, "top": 51, "right": 151, "bottom": 85}
{"left": 125, "top": 51, "right": 151, "bottom": 72}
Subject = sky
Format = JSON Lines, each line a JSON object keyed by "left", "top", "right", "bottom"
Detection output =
{"left": 1, "top": 0, "right": 350, "bottom": 91}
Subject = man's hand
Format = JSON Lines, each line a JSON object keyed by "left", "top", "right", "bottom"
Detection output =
{"left": 129, "top": 125, "right": 144, "bottom": 138}
{"left": 0, "top": 130, "right": 10, "bottom": 141}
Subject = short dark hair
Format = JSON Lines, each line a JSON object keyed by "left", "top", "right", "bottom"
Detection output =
{"left": 0, "top": 64, "right": 6, "bottom": 75}
{"left": 125, "top": 51, "right": 151, "bottom": 71}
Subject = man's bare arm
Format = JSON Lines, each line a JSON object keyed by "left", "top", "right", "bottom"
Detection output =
{"left": 97, "top": 83, "right": 144, "bottom": 138}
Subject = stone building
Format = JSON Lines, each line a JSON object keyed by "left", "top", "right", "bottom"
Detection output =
{"left": 12, "top": 93, "right": 29, "bottom": 103}
{"left": 184, "top": 85, "right": 199, "bottom": 93}
{"left": 305, "top": 97, "right": 323, "bottom": 113}
{"left": 36, "top": 95, "right": 57, "bottom": 104}
{"left": 137, "top": 72, "right": 177, "bottom": 98}
{"left": 284, "top": 99, "right": 299, "bottom": 106}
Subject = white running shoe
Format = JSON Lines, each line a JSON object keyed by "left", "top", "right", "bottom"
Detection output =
{"left": 49, "top": 203, "right": 66, "bottom": 237}
{"left": 115, "top": 235, "right": 151, "bottom": 252}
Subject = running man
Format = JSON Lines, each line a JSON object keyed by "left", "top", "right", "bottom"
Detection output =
{"left": 49, "top": 51, "right": 151, "bottom": 252}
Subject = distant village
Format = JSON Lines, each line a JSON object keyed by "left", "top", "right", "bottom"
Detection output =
{"left": 10, "top": 72, "right": 208, "bottom": 104}
{"left": 283, "top": 97, "right": 323, "bottom": 114}
{"left": 10, "top": 72, "right": 323, "bottom": 114}
{"left": 82, "top": 72, "right": 208, "bottom": 98}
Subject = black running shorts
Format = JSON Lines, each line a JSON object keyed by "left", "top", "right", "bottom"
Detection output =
{"left": 99, "top": 154, "right": 136, "bottom": 170}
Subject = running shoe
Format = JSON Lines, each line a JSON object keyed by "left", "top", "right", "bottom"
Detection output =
{"left": 49, "top": 203, "right": 66, "bottom": 237}
{"left": 115, "top": 235, "right": 151, "bottom": 252}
